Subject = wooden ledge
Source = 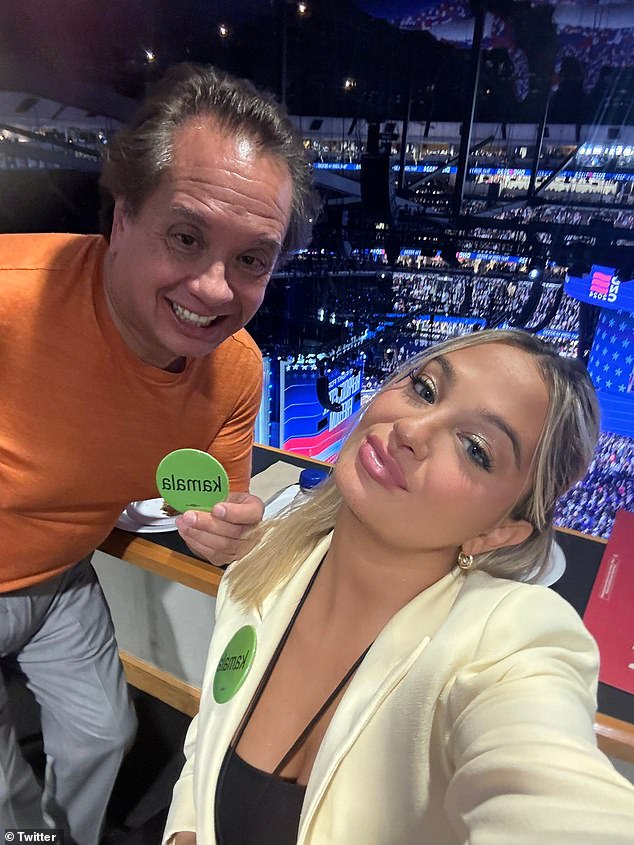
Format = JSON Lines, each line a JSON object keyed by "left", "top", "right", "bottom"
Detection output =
{"left": 120, "top": 652, "right": 634, "bottom": 763}
{"left": 100, "top": 528, "right": 222, "bottom": 596}
{"left": 595, "top": 713, "right": 634, "bottom": 765}
{"left": 100, "top": 523, "right": 606, "bottom": 603}
{"left": 121, "top": 650, "right": 200, "bottom": 718}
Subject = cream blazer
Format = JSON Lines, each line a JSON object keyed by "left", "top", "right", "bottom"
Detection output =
{"left": 164, "top": 535, "right": 634, "bottom": 844}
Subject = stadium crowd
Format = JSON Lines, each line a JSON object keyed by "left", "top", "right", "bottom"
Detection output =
{"left": 555, "top": 432, "right": 634, "bottom": 538}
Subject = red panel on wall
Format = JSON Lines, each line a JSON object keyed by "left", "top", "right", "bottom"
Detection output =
{"left": 583, "top": 509, "right": 634, "bottom": 695}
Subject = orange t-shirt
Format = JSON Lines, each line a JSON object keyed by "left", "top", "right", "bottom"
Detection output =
{"left": 0, "top": 233, "right": 262, "bottom": 591}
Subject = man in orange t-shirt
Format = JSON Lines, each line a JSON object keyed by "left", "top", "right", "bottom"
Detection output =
{"left": 0, "top": 64, "right": 316, "bottom": 843}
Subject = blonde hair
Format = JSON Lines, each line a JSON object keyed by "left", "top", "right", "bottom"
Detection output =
{"left": 227, "top": 329, "right": 600, "bottom": 609}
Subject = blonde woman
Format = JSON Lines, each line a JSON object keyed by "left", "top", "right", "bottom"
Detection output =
{"left": 164, "top": 329, "right": 634, "bottom": 845}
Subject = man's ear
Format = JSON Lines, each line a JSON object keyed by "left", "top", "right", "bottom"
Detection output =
{"left": 110, "top": 198, "right": 128, "bottom": 244}
{"left": 462, "top": 519, "right": 534, "bottom": 557}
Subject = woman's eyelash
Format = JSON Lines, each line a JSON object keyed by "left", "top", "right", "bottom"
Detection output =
{"left": 463, "top": 436, "right": 494, "bottom": 472}
{"left": 408, "top": 371, "right": 436, "bottom": 403}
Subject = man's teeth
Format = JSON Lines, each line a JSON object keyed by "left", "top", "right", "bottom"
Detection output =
{"left": 171, "top": 302, "right": 217, "bottom": 327}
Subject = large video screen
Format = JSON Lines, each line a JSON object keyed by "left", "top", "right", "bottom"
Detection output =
{"left": 279, "top": 360, "right": 364, "bottom": 463}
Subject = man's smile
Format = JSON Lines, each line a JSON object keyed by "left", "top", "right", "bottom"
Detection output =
{"left": 170, "top": 301, "right": 219, "bottom": 327}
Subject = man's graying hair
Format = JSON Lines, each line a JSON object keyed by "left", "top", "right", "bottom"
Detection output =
{"left": 100, "top": 63, "right": 319, "bottom": 254}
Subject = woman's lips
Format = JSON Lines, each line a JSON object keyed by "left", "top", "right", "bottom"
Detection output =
{"left": 358, "top": 435, "right": 408, "bottom": 490}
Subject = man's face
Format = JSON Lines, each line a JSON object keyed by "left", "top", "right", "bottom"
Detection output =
{"left": 104, "top": 120, "right": 293, "bottom": 369}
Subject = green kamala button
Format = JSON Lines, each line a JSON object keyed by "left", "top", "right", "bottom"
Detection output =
{"left": 213, "top": 625, "right": 257, "bottom": 703}
{"left": 156, "top": 448, "right": 229, "bottom": 513}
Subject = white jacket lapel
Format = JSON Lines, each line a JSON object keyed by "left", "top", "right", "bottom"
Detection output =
{"left": 299, "top": 567, "right": 465, "bottom": 841}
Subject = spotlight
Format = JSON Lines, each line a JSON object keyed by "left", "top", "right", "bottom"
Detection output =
{"left": 527, "top": 260, "right": 544, "bottom": 282}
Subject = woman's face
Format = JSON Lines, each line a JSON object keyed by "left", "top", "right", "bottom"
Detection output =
{"left": 335, "top": 342, "right": 550, "bottom": 559}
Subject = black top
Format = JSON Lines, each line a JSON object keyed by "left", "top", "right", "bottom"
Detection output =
{"left": 216, "top": 750, "right": 306, "bottom": 845}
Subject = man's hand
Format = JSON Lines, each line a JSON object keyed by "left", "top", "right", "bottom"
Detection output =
{"left": 175, "top": 491, "right": 264, "bottom": 568}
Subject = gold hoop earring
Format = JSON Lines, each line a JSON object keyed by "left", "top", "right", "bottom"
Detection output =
{"left": 457, "top": 551, "right": 474, "bottom": 571}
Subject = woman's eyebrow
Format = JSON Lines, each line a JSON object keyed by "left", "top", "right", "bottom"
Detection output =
{"left": 432, "top": 354, "right": 456, "bottom": 385}
{"left": 479, "top": 409, "right": 522, "bottom": 469}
